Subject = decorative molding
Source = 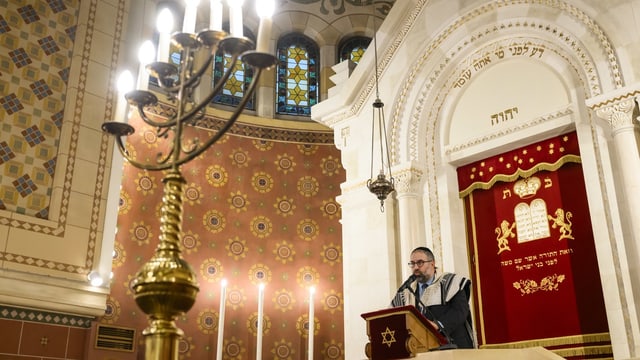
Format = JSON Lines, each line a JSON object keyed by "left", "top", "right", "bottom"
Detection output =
{"left": 339, "top": 126, "right": 350, "bottom": 150}
{"left": 586, "top": 88, "right": 640, "bottom": 109}
{"left": 593, "top": 99, "right": 636, "bottom": 131}
{"left": 195, "top": 114, "right": 335, "bottom": 144}
{"left": 392, "top": 167, "right": 424, "bottom": 195}
{"left": 0, "top": 304, "right": 94, "bottom": 328}
{"left": 586, "top": 85, "right": 640, "bottom": 130}
{"left": 339, "top": 179, "right": 369, "bottom": 196}
{"left": 148, "top": 102, "right": 334, "bottom": 144}
{"left": 404, "top": 32, "right": 596, "bottom": 164}
{"left": 444, "top": 106, "right": 574, "bottom": 155}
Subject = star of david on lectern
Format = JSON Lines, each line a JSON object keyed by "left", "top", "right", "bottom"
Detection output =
{"left": 381, "top": 327, "right": 396, "bottom": 347}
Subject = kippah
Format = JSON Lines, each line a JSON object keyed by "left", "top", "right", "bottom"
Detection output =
{"left": 413, "top": 246, "right": 432, "bottom": 254}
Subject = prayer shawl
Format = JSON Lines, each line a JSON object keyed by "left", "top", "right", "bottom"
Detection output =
{"left": 390, "top": 272, "right": 475, "bottom": 348}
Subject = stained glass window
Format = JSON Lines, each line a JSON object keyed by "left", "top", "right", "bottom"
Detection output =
{"left": 212, "top": 52, "right": 255, "bottom": 109}
{"left": 210, "top": 27, "right": 255, "bottom": 109}
{"left": 338, "top": 36, "right": 371, "bottom": 64}
{"left": 276, "top": 34, "right": 319, "bottom": 116}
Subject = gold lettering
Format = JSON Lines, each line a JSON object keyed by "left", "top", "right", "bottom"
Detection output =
{"left": 502, "top": 189, "right": 512, "bottom": 199}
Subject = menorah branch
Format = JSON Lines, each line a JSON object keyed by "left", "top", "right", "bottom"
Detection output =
{"left": 102, "top": 22, "right": 277, "bottom": 359}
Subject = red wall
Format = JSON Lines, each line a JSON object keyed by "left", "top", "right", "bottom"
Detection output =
{"left": 92, "top": 114, "right": 345, "bottom": 359}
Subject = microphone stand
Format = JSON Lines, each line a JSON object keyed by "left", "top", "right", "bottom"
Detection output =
{"left": 414, "top": 287, "right": 458, "bottom": 351}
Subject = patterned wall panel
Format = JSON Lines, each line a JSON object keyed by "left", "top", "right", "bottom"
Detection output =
{"left": 0, "top": 0, "right": 78, "bottom": 218}
{"left": 102, "top": 113, "right": 345, "bottom": 359}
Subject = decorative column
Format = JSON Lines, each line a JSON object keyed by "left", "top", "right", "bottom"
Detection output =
{"left": 587, "top": 84, "right": 640, "bottom": 263}
{"left": 586, "top": 85, "right": 640, "bottom": 359}
{"left": 393, "top": 164, "right": 426, "bottom": 277}
{"left": 586, "top": 85, "right": 640, "bottom": 257}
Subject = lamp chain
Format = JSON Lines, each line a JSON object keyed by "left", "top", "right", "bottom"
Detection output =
{"left": 367, "top": 8, "right": 395, "bottom": 212}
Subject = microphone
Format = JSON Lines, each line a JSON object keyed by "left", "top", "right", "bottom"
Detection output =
{"left": 397, "top": 274, "right": 417, "bottom": 292}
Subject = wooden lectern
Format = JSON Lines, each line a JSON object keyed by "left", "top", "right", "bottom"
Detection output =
{"left": 361, "top": 306, "right": 449, "bottom": 359}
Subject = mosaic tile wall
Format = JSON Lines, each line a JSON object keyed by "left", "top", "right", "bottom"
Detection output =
{"left": 0, "top": 0, "right": 78, "bottom": 217}
{"left": 98, "top": 112, "right": 345, "bottom": 359}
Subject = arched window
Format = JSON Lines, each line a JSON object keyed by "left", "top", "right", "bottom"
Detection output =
{"left": 338, "top": 36, "right": 371, "bottom": 64}
{"left": 212, "top": 28, "right": 255, "bottom": 109}
{"left": 276, "top": 34, "right": 319, "bottom": 116}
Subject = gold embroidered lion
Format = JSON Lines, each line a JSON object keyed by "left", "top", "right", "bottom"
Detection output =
{"left": 548, "top": 208, "right": 574, "bottom": 241}
{"left": 495, "top": 219, "right": 516, "bottom": 254}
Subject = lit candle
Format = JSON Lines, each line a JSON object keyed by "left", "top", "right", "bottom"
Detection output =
{"left": 216, "top": 279, "right": 227, "bottom": 360}
{"left": 256, "top": 283, "right": 265, "bottom": 360}
{"left": 308, "top": 287, "right": 315, "bottom": 360}
{"left": 115, "top": 70, "right": 133, "bottom": 122}
{"left": 210, "top": 0, "right": 223, "bottom": 31}
{"left": 255, "top": 0, "right": 274, "bottom": 53}
{"left": 183, "top": 0, "right": 200, "bottom": 33}
{"left": 156, "top": 8, "right": 174, "bottom": 62}
{"left": 227, "top": 0, "right": 244, "bottom": 37}
{"left": 137, "top": 40, "right": 155, "bottom": 91}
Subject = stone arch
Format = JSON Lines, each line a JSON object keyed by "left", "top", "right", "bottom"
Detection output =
{"left": 382, "top": 0, "right": 623, "bottom": 263}
{"left": 430, "top": 38, "right": 589, "bottom": 263}
{"left": 391, "top": 0, "right": 622, "bottom": 167}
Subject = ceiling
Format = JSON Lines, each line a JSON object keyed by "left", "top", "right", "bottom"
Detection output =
{"left": 279, "top": 0, "right": 396, "bottom": 17}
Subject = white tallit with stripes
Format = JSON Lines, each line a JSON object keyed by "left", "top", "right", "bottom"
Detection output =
{"left": 390, "top": 272, "right": 469, "bottom": 310}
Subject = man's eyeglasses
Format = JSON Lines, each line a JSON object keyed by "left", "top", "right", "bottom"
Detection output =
{"left": 407, "top": 259, "right": 432, "bottom": 267}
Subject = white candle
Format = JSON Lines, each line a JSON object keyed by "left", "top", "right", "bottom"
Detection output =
{"left": 156, "top": 8, "right": 173, "bottom": 62}
{"left": 210, "top": 0, "right": 223, "bottom": 31}
{"left": 216, "top": 279, "right": 227, "bottom": 360}
{"left": 256, "top": 283, "right": 265, "bottom": 359}
{"left": 227, "top": 0, "right": 244, "bottom": 37}
{"left": 137, "top": 40, "right": 155, "bottom": 91}
{"left": 255, "top": 0, "right": 274, "bottom": 53}
{"left": 115, "top": 70, "right": 133, "bottom": 122}
{"left": 308, "top": 287, "right": 315, "bottom": 360}
{"left": 183, "top": 0, "right": 200, "bottom": 33}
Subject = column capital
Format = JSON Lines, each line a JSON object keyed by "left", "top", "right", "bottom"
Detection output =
{"left": 392, "top": 163, "right": 425, "bottom": 195}
{"left": 586, "top": 84, "right": 640, "bottom": 131}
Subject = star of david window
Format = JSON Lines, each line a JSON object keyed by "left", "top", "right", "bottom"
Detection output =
{"left": 212, "top": 28, "right": 255, "bottom": 109}
{"left": 276, "top": 34, "right": 319, "bottom": 116}
{"left": 338, "top": 36, "right": 371, "bottom": 64}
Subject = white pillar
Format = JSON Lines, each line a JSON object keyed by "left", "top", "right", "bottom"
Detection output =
{"left": 393, "top": 165, "right": 426, "bottom": 278}
{"left": 98, "top": 146, "right": 124, "bottom": 285}
{"left": 256, "top": 67, "right": 275, "bottom": 118}
{"left": 587, "top": 88, "right": 640, "bottom": 247}
{"left": 337, "top": 186, "right": 398, "bottom": 360}
{"left": 193, "top": 49, "right": 212, "bottom": 104}
{"left": 587, "top": 85, "right": 640, "bottom": 357}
